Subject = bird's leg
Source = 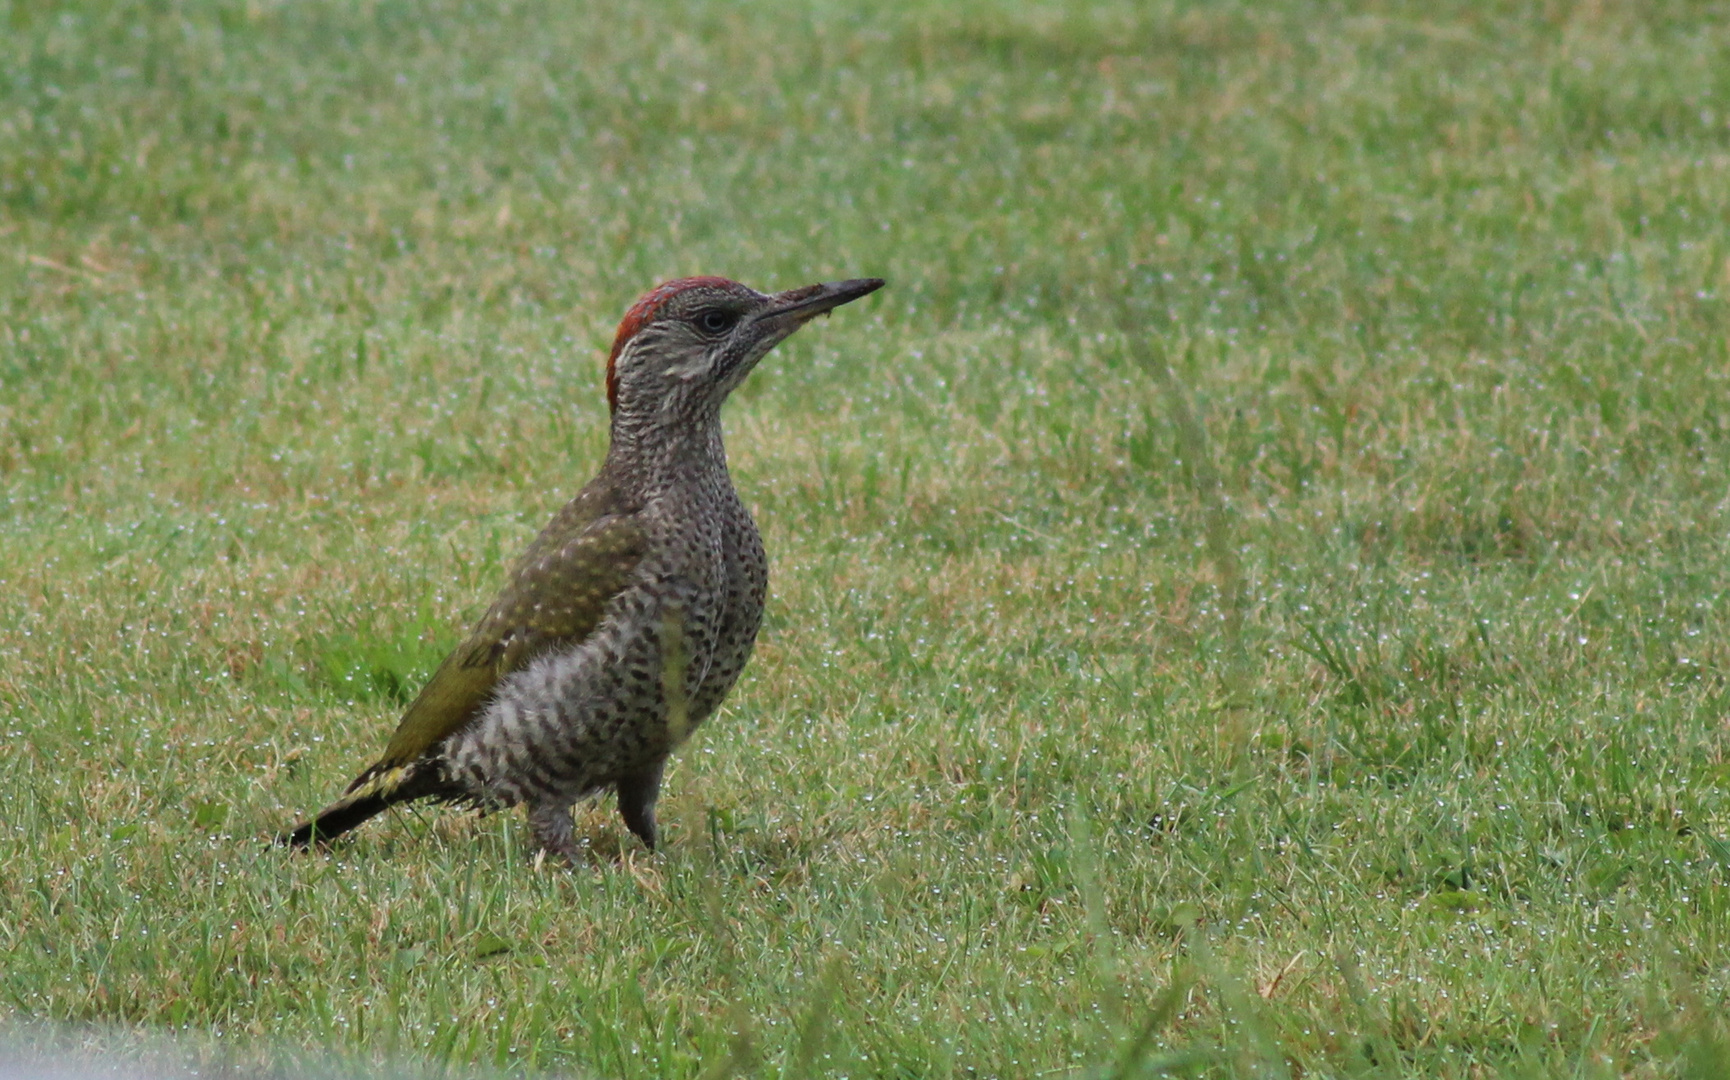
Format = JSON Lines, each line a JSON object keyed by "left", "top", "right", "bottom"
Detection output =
{"left": 616, "top": 759, "right": 666, "bottom": 851}
{"left": 527, "top": 801, "right": 583, "bottom": 866}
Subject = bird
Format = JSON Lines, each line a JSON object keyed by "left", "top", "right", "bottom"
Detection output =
{"left": 282, "top": 275, "right": 884, "bottom": 862}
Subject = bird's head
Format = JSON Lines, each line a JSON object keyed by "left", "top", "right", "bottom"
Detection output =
{"left": 605, "top": 276, "right": 884, "bottom": 421}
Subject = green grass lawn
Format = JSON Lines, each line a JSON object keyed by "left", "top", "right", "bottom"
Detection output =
{"left": 3, "top": 0, "right": 1730, "bottom": 1075}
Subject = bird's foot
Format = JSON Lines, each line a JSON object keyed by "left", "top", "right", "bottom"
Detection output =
{"left": 527, "top": 802, "right": 585, "bottom": 868}
{"left": 616, "top": 762, "right": 665, "bottom": 853}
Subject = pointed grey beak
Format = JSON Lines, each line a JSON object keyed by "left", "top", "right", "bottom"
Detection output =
{"left": 762, "top": 278, "right": 885, "bottom": 323}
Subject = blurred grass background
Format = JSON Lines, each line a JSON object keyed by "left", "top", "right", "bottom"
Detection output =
{"left": 2, "top": 0, "right": 1729, "bottom": 1076}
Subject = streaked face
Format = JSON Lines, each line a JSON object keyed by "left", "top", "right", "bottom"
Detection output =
{"left": 606, "top": 277, "right": 884, "bottom": 420}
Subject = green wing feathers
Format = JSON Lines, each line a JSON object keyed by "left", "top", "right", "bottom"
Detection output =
{"left": 350, "top": 497, "right": 648, "bottom": 789}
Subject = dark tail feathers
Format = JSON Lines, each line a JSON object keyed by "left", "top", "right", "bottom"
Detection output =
{"left": 279, "top": 760, "right": 449, "bottom": 849}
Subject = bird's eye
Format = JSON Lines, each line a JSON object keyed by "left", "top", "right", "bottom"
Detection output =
{"left": 697, "top": 309, "right": 737, "bottom": 334}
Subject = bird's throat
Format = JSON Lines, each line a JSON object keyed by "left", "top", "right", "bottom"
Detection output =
{"left": 603, "top": 411, "right": 731, "bottom": 499}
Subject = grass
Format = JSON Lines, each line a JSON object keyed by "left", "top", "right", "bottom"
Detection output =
{"left": 3, "top": 0, "right": 1730, "bottom": 1075}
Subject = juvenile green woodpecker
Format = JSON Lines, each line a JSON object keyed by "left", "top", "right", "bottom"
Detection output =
{"left": 283, "top": 276, "right": 883, "bottom": 861}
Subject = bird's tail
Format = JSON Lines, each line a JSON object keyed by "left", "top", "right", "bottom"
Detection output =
{"left": 279, "top": 760, "right": 452, "bottom": 849}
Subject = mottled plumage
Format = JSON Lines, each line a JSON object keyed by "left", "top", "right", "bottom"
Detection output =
{"left": 283, "top": 276, "right": 883, "bottom": 861}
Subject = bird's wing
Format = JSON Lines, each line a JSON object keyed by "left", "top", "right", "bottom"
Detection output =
{"left": 346, "top": 494, "right": 648, "bottom": 791}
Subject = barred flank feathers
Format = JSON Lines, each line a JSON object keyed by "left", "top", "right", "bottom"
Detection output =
{"left": 279, "top": 761, "right": 449, "bottom": 848}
